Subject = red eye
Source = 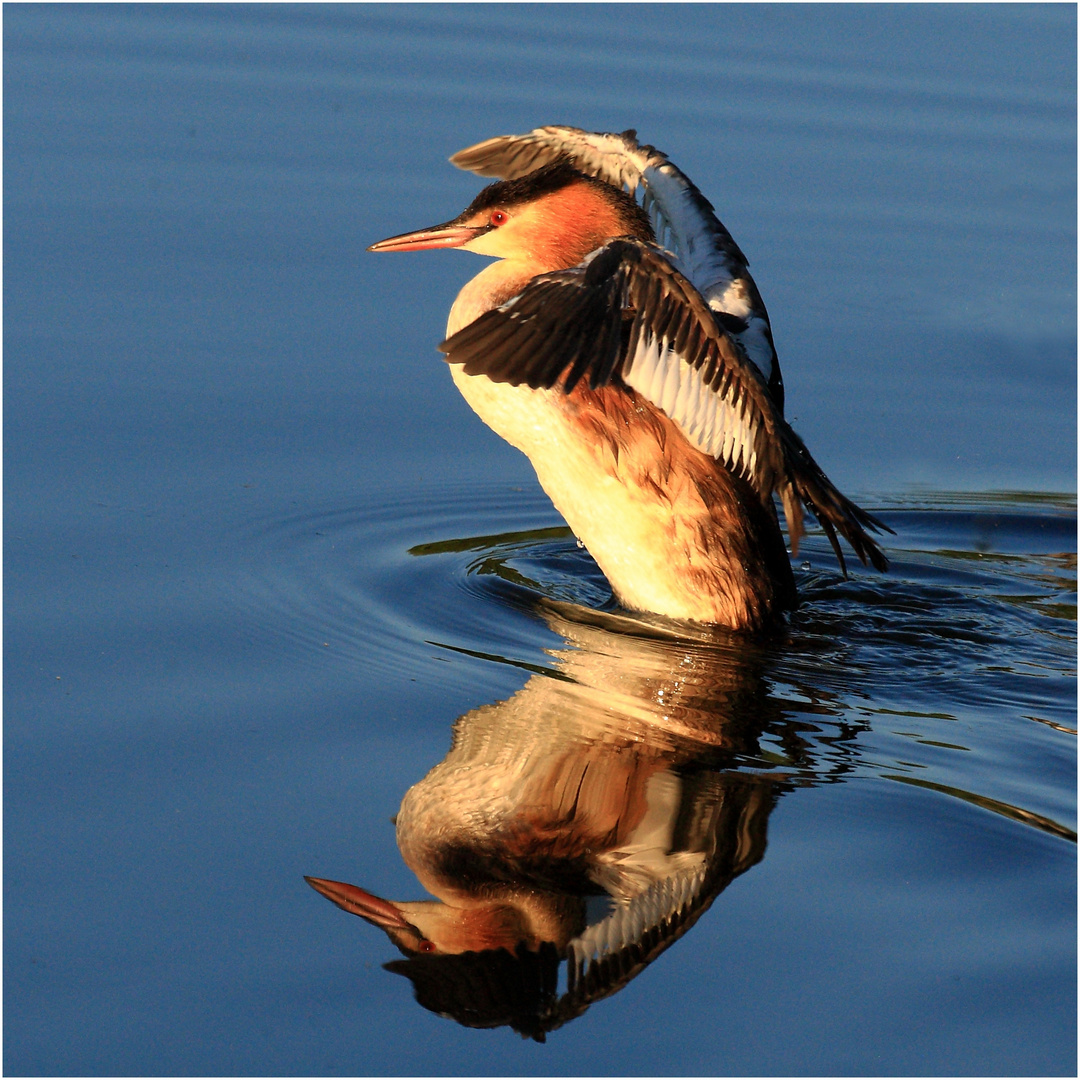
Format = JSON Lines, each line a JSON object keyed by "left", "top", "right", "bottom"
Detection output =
{"left": 490, "top": 210, "right": 508, "bottom": 226}
{"left": 418, "top": 940, "right": 436, "bottom": 954}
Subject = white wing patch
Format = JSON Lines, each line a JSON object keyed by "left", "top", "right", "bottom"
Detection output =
{"left": 567, "top": 863, "right": 708, "bottom": 984}
{"left": 623, "top": 329, "right": 763, "bottom": 485}
{"left": 716, "top": 310, "right": 775, "bottom": 384}
{"left": 639, "top": 166, "right": 734, "bottom": 287}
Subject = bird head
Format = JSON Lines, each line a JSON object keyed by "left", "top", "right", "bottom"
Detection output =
{"left": 368, "top": 160, "right": 653, "bottom": 272}
{"left": 304, "top": 875, "right": 538, "bottom": 957}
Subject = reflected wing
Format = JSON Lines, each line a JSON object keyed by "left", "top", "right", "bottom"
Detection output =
{"left": 440, "top": 239, "right": 888, "bottom": 572}
{"left": 542, "top": 774, "right": 777, "bottom": 1034}
{"left": 451, "top": 125, "right": 783, "bottom": 407}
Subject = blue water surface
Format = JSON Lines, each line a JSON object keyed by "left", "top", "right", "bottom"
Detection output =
{"left": 5, "top": 5, "right": 1075, "bottom": 1076}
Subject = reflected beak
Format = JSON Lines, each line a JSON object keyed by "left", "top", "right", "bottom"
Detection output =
{"left": 305, "top": 876, "right": 412, "bottom": 931}
{"left": 367, "top": 221, "right": 490, "bottom": 252}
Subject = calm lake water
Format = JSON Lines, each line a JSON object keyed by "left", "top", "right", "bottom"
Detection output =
{"left": 5, "top": 4, "right": 1075, "bottom": 1076}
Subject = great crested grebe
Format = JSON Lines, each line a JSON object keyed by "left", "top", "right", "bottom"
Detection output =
{"left": 369, "top": 126, "right": 888, "bottom": 630}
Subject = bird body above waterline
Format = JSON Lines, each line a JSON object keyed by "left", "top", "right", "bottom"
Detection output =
{"left": 369, "top": 126, "right": 888, "bottom": 629}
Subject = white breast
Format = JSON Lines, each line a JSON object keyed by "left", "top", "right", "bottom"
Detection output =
{"left": 448, "top": 365, "right": 740, "bottom": 622}
{"left": 444, "top": 263, "right": 776, "bottom": 625}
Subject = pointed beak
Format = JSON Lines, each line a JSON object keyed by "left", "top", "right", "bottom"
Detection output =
{"left": 367, "top": 220, "right": 490, "bottom": 253}
{"left": 305, "top": 876, "right": 412, "bottom": 931}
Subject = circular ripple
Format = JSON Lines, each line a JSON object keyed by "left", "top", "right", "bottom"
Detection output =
{"left": 227, "top": 484, "right": 1075, "bottom": 834}
{"left": 230, "top": 481, "right": 1074, "bottom": 698}
{"left": 230, "top": 479, "right": 615, "bottom": 680}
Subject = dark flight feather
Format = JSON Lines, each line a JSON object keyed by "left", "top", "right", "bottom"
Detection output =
{"left": 440, "top": 238, "right": 890, "bottom": 572}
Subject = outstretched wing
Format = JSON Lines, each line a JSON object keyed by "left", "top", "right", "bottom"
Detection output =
{"left": 440, "top": 239, "right": 888, "bottom": 573}
{"left": 451, "top": 125, "right": 784, "bottom": 409}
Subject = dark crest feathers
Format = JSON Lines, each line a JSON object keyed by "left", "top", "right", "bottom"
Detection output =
{"left": 459, "top": 160, "right": 654, "bottom": 242}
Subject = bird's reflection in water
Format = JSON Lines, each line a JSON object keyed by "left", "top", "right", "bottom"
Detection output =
{"left": 308, "top": 602, "right": 807, "bottom": 1040}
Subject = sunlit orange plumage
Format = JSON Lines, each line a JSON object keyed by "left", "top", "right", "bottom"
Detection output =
{"left": 369, "top": 127, "right": 888, "bottom": 629}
